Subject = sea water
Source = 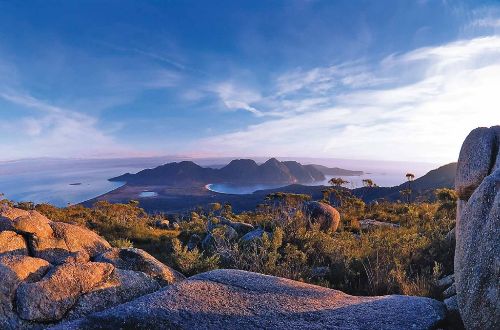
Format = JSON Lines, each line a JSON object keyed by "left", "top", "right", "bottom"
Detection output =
{"left": 0, "top": 157, "right": 438, "bottom": 205}
{"left": 0, "top": 159, "right": 151, "bottom": 207}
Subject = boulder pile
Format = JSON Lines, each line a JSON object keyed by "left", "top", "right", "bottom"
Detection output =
{"left": 0, "top": 205, "right": 184, "bottom": 329}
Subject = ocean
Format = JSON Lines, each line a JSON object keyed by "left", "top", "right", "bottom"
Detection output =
{"left": 0, "top": 157, "right": 439, "bottom": 207}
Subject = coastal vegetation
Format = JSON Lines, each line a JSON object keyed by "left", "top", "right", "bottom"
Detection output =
{"left": 2, "top": 186, "right": 456, "bottom": 299}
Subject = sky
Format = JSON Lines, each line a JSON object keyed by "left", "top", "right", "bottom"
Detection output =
{"left": 1, "top": 0, "right": 500, "bottom": 164}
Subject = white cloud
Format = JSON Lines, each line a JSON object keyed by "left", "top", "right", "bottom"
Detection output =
{"left": 211, "top": 82, "right": 267, "bottom": 117}
{"left": 197, "top": 35, "right": 500, "bottom": 163}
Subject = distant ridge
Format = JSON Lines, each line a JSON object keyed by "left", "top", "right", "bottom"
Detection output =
{"left": 307, "top": 164, "right": 363, "bottom": 176}
{"left": 109, "top": 158, "right": 361, "bottom": 186}
{"left": 352, "top": 162, "right": 457, "bottom": 202}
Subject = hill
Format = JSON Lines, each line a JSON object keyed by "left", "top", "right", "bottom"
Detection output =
{"left": 351, "top": 162, "right": 457, "bottom": 202}
{"left": 109, "top": 158, "right": 359, "bottom": 186}
{"left": 308, "top": 164, "right": 363, "bottom": 176}
{"left": 94, "top": 160, "right": 457, "bottom": 213}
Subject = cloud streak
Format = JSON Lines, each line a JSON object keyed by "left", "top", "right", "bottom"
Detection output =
{"left": 0, "top": 90, "right": 135, "bottom": 159}
{"left": 196, "top": 36, "right": 500, "bottom": 163}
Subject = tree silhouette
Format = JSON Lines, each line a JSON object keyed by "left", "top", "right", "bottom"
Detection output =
{"left": 404, "top": 173, "right": 415, "bottom": 204}
{"left": 328, "top": 177, "right": 349, "bottom": 187}
{"left": 362, "top": 179, "right": 377, "bottom": 188}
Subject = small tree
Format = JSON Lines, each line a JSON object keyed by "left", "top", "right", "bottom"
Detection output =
{"left": 404, "top": 173, "right": 415, "bottom": 204}
{"left": 362, "top": 179, "right": 377, "bottom": 188}
{"left": 329, "top": 177, "right": 349, "bottom": 187}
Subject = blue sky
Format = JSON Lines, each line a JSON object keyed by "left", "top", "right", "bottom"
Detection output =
{"left": 1, "top": 0, "right": 500, "bottom": 163}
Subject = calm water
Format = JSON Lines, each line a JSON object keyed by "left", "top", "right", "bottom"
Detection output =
{"left": 139, "top": 191, "right": 158, "bottom": 198}
{"left": 207, "top": 170, "right": 425, "bottom": 195}
{"left": 0, "top": 158, "right": 156, "bottom": 207}
{"left": 0, "top": 168, "right": 127, "bottom": 207}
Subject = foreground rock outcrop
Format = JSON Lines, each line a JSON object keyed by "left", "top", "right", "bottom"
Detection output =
{"left": 454, "top": 125, "right": 500, "bottom": 329}
{"left": 55, "top": 269, "right": 445, "bottom": 330}
{"left": 0, "top": 205, "right": 184, "bottom": 329}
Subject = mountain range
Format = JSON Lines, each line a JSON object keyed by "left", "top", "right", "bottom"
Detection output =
{"left": 91, "top": 161, "right": 457, "bottom": 214}
{"left": 109, "top": 158, "right": 362, "bottom": 186}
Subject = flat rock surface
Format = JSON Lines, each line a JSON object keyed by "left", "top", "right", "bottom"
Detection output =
{"left": 54, "top": 269, "right": 446, "bottom": 330}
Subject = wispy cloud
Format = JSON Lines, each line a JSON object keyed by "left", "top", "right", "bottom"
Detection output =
{"left": 196, "top": 36, "right": 500, "bottom": 163}
{"left": 0, "top": 90, "right": 135, "bottom": 159}
{"left": 470, "top": 17, "right": 500, "bottom": 28}
{"left": 210, "top": 82, "right": 266, "bottom": 117}
{"left": 0, "top": 40, "right": 185, "bottom": 160}
{"left": 274, "top": 61, "right": 390, "bottom": 96}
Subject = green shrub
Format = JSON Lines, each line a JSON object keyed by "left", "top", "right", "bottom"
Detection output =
{"left": 110, "top": 238, "right": 134, "bottom": 248}
{"left": 24, "top": 188, "right": 456, "bottom": 299}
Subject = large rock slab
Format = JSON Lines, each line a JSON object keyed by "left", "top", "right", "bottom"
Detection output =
{"left": 455, "top": 127, "right": 498, "bottom": 200}
{"left": 65, "top": 269, "right": 161, "bottom": 321}
{"left": 16, "top": 262, "right": 114, "bottom": 322}
{"left": 94, "top": 248, "right": 185, "bottom": 286}
{"left": 304, "top": 201, "right": 341, "bottom": 232}
{"left": 45, "top": 222, "right": 111, "bottom": 262}
{"left": 54, "top": 269, "right": 445, "bottom": 330}
{"left": 0, "top": 231, "right": 28, "bottom": 256}
{"left": 13, "top": 211, "right": 54, "bottom": 238}
{"left": 0, "top": 206, "right": 28, "bottom": 231}
{"left": 454, "top": 169, "right": 500, "bottom": 329}
{"left": 23, "top": 219, "right": 110, "bottom": 265}
{"left": 0, "top": 255, "right": 51, "bottom": 282}
{"left": 0, "top": 206, "right": 29, "bottom": 222}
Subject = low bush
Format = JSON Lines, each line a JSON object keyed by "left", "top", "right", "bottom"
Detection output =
{"left": 16, "top": 187, "right": 455, "bottom": 299}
